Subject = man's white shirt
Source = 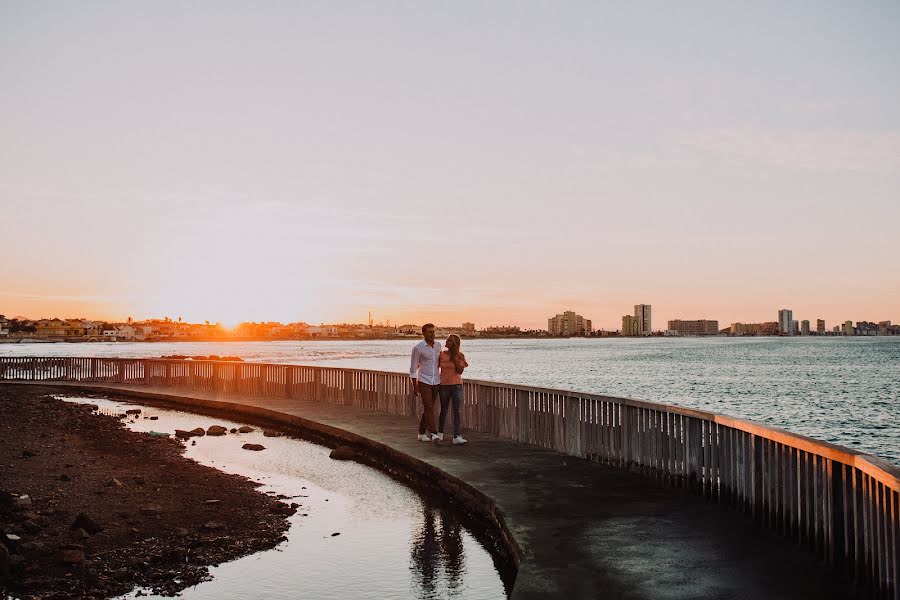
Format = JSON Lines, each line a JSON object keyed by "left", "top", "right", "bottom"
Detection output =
{"left": 410, "top": 340, "right": 443, "bottom": 385}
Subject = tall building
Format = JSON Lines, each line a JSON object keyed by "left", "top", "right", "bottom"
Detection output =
{"left": 791, "top": 320, "right": 800, "bottom": 336}
{"left": 667, "top": 320, "right": 719, "bottom": 336}
{"left": 778, "top": 309, "right": 793, "bottom": 336}
{"left": 462, "top": 322, "right": 476, "bottom": 335}
{"left": 801, "top": 320, "right": 810, "bottom": 336}
{"left": 634, "top": 304, "right": 652, "bottom": 336}
{"left": 548, "top": 310, "right": 592, "bottom": 336}
{"left": 842, "top": 320, "right": 854, "bottom": 336}
{"left": 621, "top": 315, "right": 639, "bottom": 336}
{"left": 816, "top": 319, "right": 826, "bottom": 335}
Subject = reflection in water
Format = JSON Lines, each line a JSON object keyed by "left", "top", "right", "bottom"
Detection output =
{"left": 59, "top": 396, "right": 509, "bottom": 599}
{"left": 410, "top": 501, "right": 467, "bottom": 599}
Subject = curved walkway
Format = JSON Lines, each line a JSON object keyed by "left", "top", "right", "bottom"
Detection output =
{"left": 3, "top": 381, "right": 853, "bottom": 599}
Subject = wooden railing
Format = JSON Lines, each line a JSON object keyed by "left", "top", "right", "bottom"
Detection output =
{"left": 1, "top": 356, "right": 897, "bottom": 598}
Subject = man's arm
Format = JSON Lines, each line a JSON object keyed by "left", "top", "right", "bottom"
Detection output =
{"left": 409, "top": 345, "right": 419, "bottom": 389}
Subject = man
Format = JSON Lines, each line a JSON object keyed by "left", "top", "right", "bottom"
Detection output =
{"left": 410, "top": 323, "right": 441, "bottom": 441}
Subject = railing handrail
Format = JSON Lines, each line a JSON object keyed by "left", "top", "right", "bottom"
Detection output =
{"left": 6, "top": 355, "right": 897, "bottom": 484}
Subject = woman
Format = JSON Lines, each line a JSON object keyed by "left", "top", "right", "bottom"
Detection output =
{"left": 437, "top": 334, "right": 468, "bottom": 444}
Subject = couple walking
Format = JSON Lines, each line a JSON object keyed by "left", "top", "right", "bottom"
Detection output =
{"left": 409, "top": 323, "right": 468, "bottom": 445}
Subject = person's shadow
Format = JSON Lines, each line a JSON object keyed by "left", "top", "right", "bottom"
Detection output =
{"left": 409, "top": 500, "right": 466, "bottom": 598}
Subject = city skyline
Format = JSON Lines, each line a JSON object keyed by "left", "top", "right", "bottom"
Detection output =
{"left": 2, "top": 3, "right": 899, "bottom": 331}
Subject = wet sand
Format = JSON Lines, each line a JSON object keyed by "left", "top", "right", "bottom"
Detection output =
{"left": 0, "top": 385, "right": 293, "bottom": 598}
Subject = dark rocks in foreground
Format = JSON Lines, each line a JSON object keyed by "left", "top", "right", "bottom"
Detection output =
{"left": 0, "top": 385, "right": 291, "bottom": 599}
{"left": 242, "top": 444, "right": 266, "bottom": 452}
{"left": 206, "top": 425, "right": 228, "bottom": 436}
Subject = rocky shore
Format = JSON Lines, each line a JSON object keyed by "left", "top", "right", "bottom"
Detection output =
{"left": 0, "top": 385, "right": 294, "bottom": 598}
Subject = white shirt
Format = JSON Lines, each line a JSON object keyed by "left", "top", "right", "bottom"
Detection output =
{"left": 410, "top": 339, "right": 443, "bottom": 385}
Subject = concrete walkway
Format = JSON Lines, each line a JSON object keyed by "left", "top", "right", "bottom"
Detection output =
{"left": 5, "top": 382, "right": 852, "bottom": 599}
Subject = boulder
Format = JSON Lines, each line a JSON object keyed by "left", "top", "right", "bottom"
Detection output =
{"left": 20, "top": 540, "right": 50, "bottom": 559}
{"left": 56, "top": 547, "right": 84, "bottom": 565}
{"left": 191, "top": 427, "right": 206, "bottom": 437}
{"left": 263, "top": 430, "right": 283, "bottom": 438}
{"left": 174, "top": 430, "right": 196, "bottom": 440}
{"left": 238, "top": 426, "right": 254, "bottom": 433}
{"left": 125, "top": 409, "right": 141, "bottom": 415}
{"left": 329, "top": 446, "right": 356, "bottom": 461}
{"left": 14, "top": 495, "right": 32, "bottom": 510}
{"left": 242, "top": 443, "right": 265, "bottom": 452}
{"left": 71, "top": 513, "right": 103, "bottom": 535}
{"left": 206, "top": 426, "right": 228, "bottom": 436}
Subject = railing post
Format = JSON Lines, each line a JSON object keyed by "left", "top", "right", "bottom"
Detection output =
{"left": 343, "top": 370, "right": 354, "bottom": 406}
{"left": 752, "top": 435, "right": 764, "bottom": 520}
{"left": 565, "top": 396, "right": 582, "bottom": 457}
{"left": 90, "top": 358, "right": 98, "bottom": 381}
{"left": 314, "top": 368, "right": 322, "bottom": 401}
{"left": 517, "top": 389, "right": 530, "bottom": 444}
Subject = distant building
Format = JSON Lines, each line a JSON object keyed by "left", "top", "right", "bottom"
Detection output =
{"left": 548, "top": 310, "right": 592, "bottom": 336}
{"left": 878, "top": 321, "right": 892, "bottom": 336}
{"left": 816, "top": 319, "right": 826, "bottom": 335}
{"left": 667, "top": 320, "right": 719, "bottom": 336}
{"left": 621, "top": 315, "right": 640, "bottom": 337}
{"left": 842, "top": 320, "right": 854, "bottom": 336}
{"left": 462, "top": 322, "right": 476, "bottom": 336}
{"left": 801, "top": 320, "right": 810, "bottom": 336}
{"left": 778, "top": 309, "right": 793, "bottom": 336}
{"left": 634, "top": 304, "right": 652, "bottom": 336}
{"left": 791, "top": 320, "right": 800, "bottom": 336}
{"left": 730, "top": 322, "right": 778, "bottom": 336}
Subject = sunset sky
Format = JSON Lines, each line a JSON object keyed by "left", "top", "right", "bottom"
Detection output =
{"left": 1, "top": 2, "right": 899, "bottom": 330}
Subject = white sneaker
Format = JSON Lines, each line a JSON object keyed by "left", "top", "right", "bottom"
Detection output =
{"left": 434, "top": 433, "right": 444, "bottom": 441}
{"left": 452, "top": 436, "right": 467, "bottom": 445}
{"left": 417, "top": 434, "right": 430, "bottom": 441}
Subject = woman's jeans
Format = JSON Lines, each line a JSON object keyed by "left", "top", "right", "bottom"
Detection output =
{"left": 438, "top": 384, "right": 463, "bottom": 437}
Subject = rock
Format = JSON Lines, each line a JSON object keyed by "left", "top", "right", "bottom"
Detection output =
{"left": 271, "top": 504, "right": 297, "bottom": 516}
{"left": 149, "top": 416, "right": 158, "bottom": 420}
{"left": 107, "top": 478, "right": 123, "bottom": 487}
{"left": 191, "top": 440, "right": 197, "bottom": 446}
{"left": 242, "top": 443, "right": 265, "bottom": 452}
{"left": 206, "top": 425, "right": 228, "bottom": 436}
{"left": 71, "top": 513, "right": 104, "bottom": 535}
{"left": 331, "top": 532, "right": 341, "bottom": 537}
{"left": 56, "top": 548, "right": 84, "bottom": 565}
{"left": 22, "top": 521, "right": 42, "bottom": 534}
{"left": 201, "top": 521, "right": 224, "bottom": 532}
{"left": 20, "top": 540, "right": 50, "bottom": 559}
{"left": 68, "top": 528, "right": 89, "bottom": 541}
{"left": 14, "top": 495, "right": 32, "bottom": 510}
{"left": 21, "top": 449, "right": 36, "bottom": 458}
{"left": 125, "top": 409, "right": 141, "bottom": 415}
{"left": 229, "top": 428, "right": 238, "bottom": 434}
{"left": 238, "top": 426, "right": 254, "bottom": 433}
{"left": 140, "top": 505, "right": 161, "bottom": 516}
{"left": 191, "top": 427, "right": 206, "bottom": 437}
{"left": 204, "top": 499, "right": 221, "bottom": 505}
{"left": 174, "top": 429, "right": 196, "bottom": 440}
{"left": 329, "top": 446, "right": 356, "bottom": 461}
{"left": 263, "top": 430, "right": 283, "bottom": 438}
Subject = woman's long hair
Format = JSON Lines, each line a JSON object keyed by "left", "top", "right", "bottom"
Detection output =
{"left": 446, "top": 334, "right": 464, "bottom": 374}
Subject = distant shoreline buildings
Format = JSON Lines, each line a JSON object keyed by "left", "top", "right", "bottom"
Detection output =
{"left": 2, "top": 307, "right": 898, "bottom": 343}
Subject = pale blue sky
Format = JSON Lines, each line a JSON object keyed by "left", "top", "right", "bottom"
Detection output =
{"left": 1, "top": 1, "right": 899, "bottom": 328}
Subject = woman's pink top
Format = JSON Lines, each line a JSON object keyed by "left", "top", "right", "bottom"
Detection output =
{"left": 439, "top": 350, "right": 468, "bottom": 385}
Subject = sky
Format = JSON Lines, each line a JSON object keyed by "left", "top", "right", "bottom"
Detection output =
{"left": 1, "top": 1, "right": 899, "bottom": 330}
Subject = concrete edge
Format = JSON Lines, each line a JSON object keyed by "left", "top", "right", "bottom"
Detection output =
{"left": 3, "top": 382, "right": 523, "bottom": 587}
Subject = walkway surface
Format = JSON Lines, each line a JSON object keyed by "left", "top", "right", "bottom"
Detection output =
{"left": 5, "top": 381, "right": 852, "bottom": 600}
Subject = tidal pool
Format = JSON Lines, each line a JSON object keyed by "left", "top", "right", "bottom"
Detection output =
{"left": 58, "top": 395, "right": 509, "bottom": 599}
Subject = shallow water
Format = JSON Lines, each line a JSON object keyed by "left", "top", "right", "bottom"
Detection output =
{"left": 8, "top": 337, "right": 898, "bottom": 464}
{"left": 57, "top": 396, "right": 508, "bottom": 600}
